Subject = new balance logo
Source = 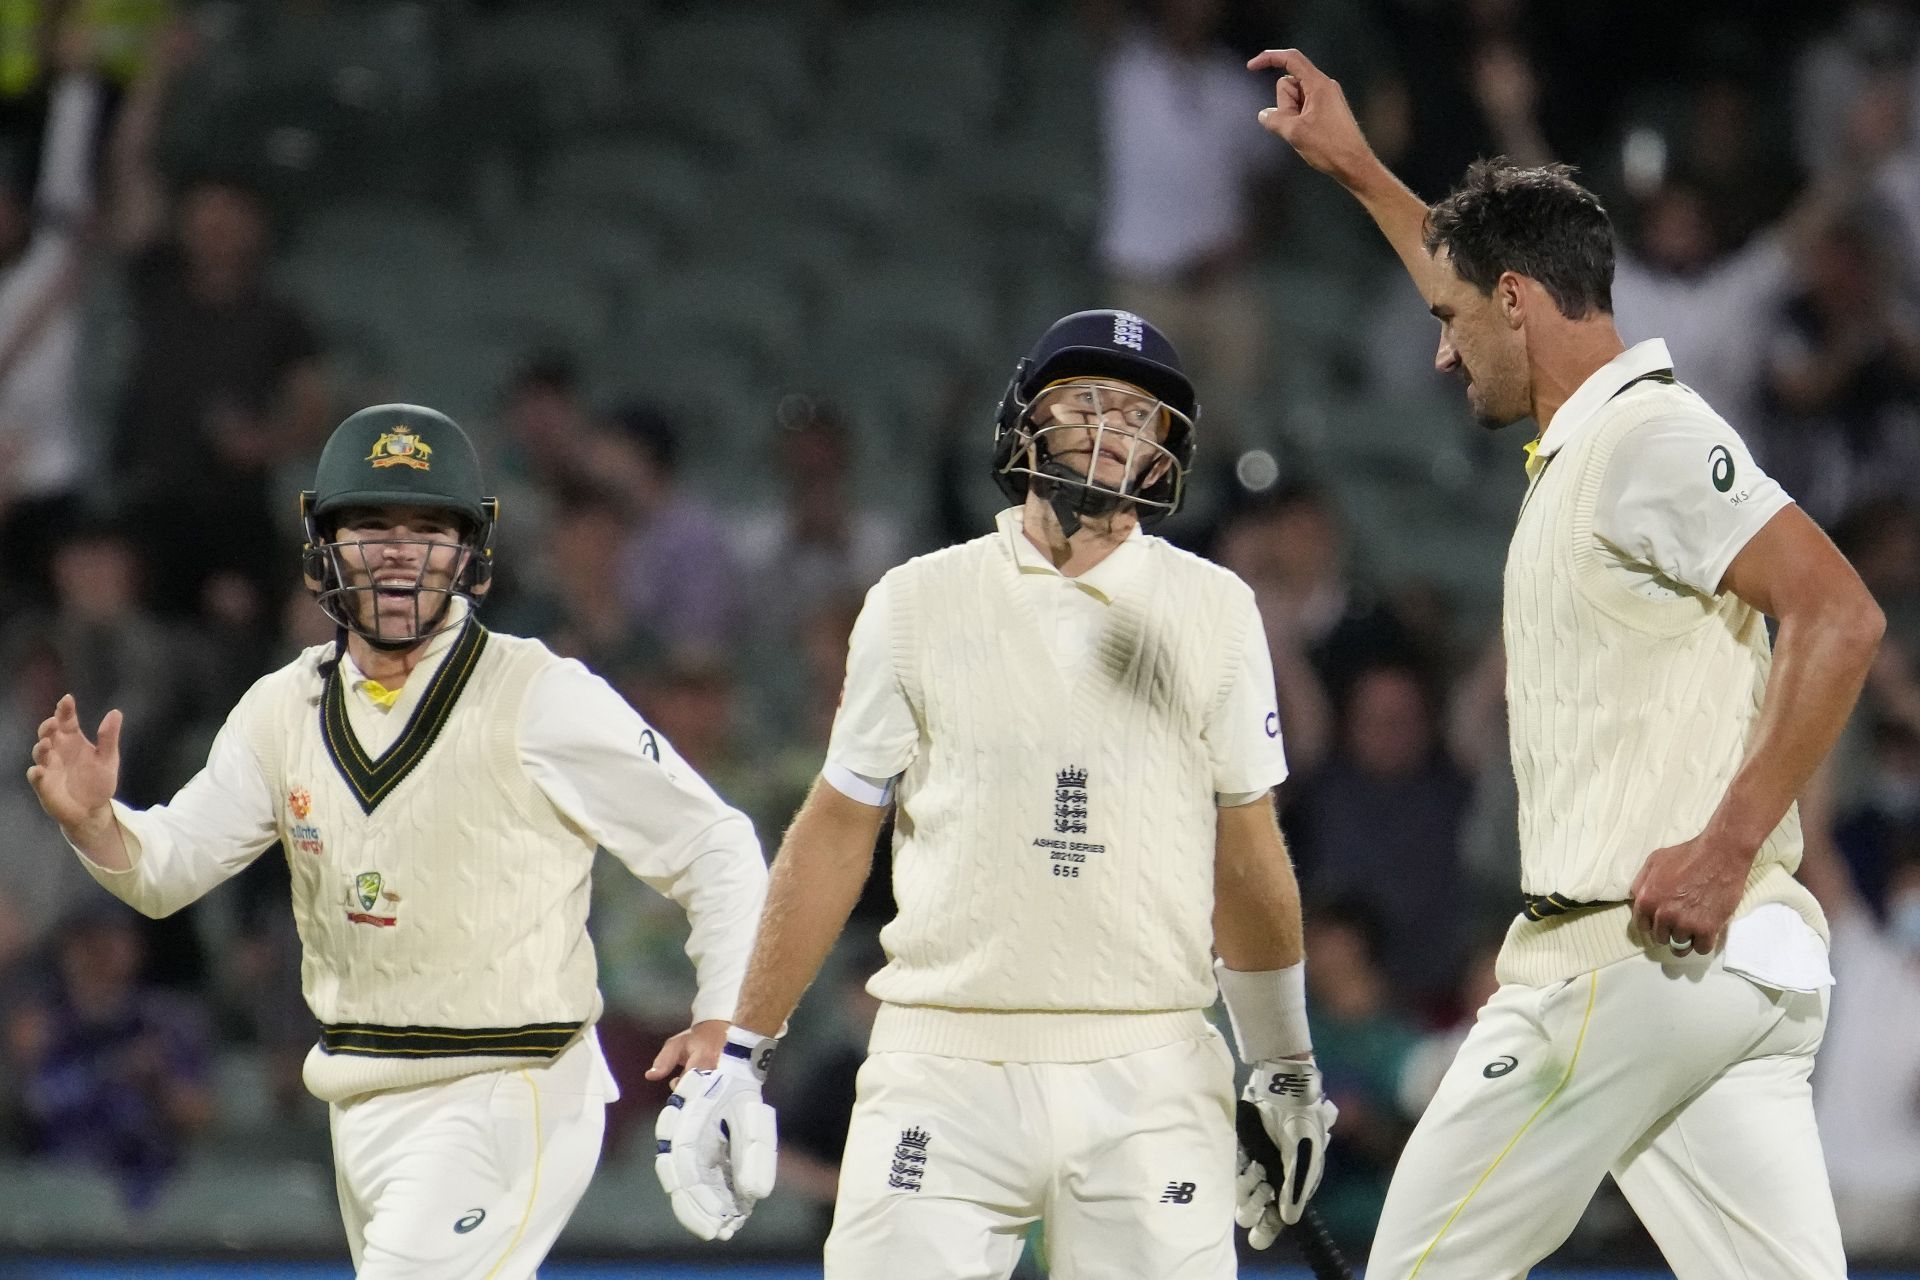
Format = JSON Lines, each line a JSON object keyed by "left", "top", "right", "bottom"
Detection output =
{"left": 1267, "top": 1074, "right": 1309, "bottom": 1097}
{"left": 1160, "top": 1181, "right": 1196, "bottom": 1204}
{"left": 1113, "top": 312, "right": 1146, "bottom": 351}
{"left": 888, "top": 1126, "right": 931, "bottom": 1192}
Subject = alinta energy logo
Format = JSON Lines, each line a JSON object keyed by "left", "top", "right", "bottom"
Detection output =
{"left": 1112, "top": 311, "right": 1146, "bottom": 351}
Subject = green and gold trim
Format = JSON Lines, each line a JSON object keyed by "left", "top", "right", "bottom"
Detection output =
{"left": 1521, "top": 893, "right": 1627, "bottom": 921}
{"left": 320, "top": 620, "right": 488, "bottom": 813}
{"left": 319, "top": 1020, "right": 582, "bottom": 1058}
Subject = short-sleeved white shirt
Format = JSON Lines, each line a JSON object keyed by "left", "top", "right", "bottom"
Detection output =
{"left": 824, "top": 510, "right": 1287, "bottom": 806}
{"left": 1533, "top": 338, "right": 1793, "bottom": 600}
{"left": 1531, "top": 338, "right": 1826, "bottom": 993}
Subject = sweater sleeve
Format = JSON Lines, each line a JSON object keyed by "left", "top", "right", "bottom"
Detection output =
{"left": 518, "top": 659, "right": 768, "bottom": 1024}
{"left": 79, "top": 704, "right": 281, "bottom": 918}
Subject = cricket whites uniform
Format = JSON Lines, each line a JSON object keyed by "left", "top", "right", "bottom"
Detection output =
{"left": 1365, "top": 340, "right": 1846, "bottom": 1279}
{"left": 818, "top": 509, "right": 1288, "bottom": 1280}
{"left": 73, "top": 606, "right": 767, "bottom": 1278}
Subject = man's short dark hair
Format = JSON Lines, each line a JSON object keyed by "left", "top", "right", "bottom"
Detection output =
{"left": 1424, "top": 158, "right": 1615, "bottom": 319}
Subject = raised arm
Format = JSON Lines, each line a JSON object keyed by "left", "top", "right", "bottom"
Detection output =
{"left": 1248, "top": 47, "right": 1439, "bottom": 302}
{"left": 107, "top": 22, "right": 196, "bottom": 252}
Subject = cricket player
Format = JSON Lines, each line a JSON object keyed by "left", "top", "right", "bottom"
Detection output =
{"left": 1249, "top": 48, "right": 1885, "bottom": 1279}
{"left": 653, "top": 310, "right": 1337, "bottom": 1277}
{"left": 27, "top": 405, "right": 769, "bottom": 1278}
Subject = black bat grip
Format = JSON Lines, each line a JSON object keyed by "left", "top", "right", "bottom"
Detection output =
{"left": 1235, "top": 1098, "right": 1354, "bottom": 1280}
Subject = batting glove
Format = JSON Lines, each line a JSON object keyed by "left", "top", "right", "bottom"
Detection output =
{"left": 1237, "top": 1058, "right": 1337, "bottom": 1246}
{"left": 654, "top": 1028, "right": 779, "bottom": 1241}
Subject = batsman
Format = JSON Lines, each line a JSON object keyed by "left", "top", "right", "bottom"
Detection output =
{"left": 653, "top": 310, "right": 1336, "bottom": 1276}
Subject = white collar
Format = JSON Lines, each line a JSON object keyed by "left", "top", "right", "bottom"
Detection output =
{"left": 995, "top": 507, "right": 1145, "bottom": 604}
{"left": 1533, "top": 338, "right": 1674, "bottom": 460}
{"left": 339, "top": 598, "right": 472, "bottom": 695}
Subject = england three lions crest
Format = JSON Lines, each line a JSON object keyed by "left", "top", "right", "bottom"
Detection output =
{"left": 1054, "top": 766, "right": 1088, "bottom": 834}
{"left": 1033, "top": 766, "right": 1103, "bottom": 879}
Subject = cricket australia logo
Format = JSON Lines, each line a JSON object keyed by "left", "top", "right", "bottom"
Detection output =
{"left": 364, "top": 424, "right": 433, "bottom": 471}
{"left": 1054, "top": 767, "right": 1089, "bottom": 834}
{"left": 888, "top": 1126, "right": 930, "bottom": 1192}
{"left": 1112, "top": 311, "right": 1146, "bottom": 351}
{"left": 345, "top": 871, "right": 401, "bottom": 927}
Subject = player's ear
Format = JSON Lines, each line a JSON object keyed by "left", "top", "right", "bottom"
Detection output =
{"left": 1497, "top": 271, "right": 1527, "bottom": 329}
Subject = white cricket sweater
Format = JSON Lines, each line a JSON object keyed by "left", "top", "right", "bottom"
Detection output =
{"left": 1498, "top": 377, "right": 1827, "bottom": 985}
{"left": 866, "top": 526, "right": 1256, "bottom": 1061}
{"left": 252, "top": 624, "right": 602, "bottom": 1100}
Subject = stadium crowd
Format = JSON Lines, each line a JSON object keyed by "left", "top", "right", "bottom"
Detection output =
{"left": 0, "top": 0, "right": 1913, "bottom": 1266}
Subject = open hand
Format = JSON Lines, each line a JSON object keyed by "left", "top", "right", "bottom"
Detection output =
{"left": 27, "top": 695, "right": 121, "bottom": 837}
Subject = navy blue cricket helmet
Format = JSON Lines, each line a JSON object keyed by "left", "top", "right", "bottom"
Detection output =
{"left": 992, "top": 309, "right": 1198, "bottom": 528}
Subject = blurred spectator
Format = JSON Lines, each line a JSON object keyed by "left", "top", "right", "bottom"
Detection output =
{"left": 1215, "top": 488, "right": 1423, "bottom": 765}
{"left": 1801, "top": 763, "right": 1920, "bottom": 1259}
{"left": 1760, "top": 214, "right": 1920, "bottom": 524}
{"left": 1300, "top": 896, "right": 1420, "bottom": 1247}
{"left": 1365, "top": 0, "right": 1554, "bottom": 201}
{"left": 1612, "top": 179, "right": 1800, "bottom": 437}
{"left": 1832, "top": 718, "right": 1920, "bottom": 917}
{"left": 2, "top": 902, "right": 213, "bottom": 1210}
{"left": 490, "top": 481, "right": 641, "bottom": 675}
{"left": 490, "top": 349, "right": 600, "bottom": 564}
{"left": 734, "top": 401, "right": 906, "bottom": 600}
{"left": 107, "top": 26, "right": 328, "bottom": 617}
{"left": 1287, "top": 664, "right": 1471, "bottom": 1003}
{"left": 1444, "top": 634, "right": 1522, "bottom": 915}
{"left": 0, "top": 30, "right": 104, "bottom": 610}
{"left": 1396, "top": 935, "right": 1503, "bottom": 1118}
{"left": 3, "top": 514, "right": 189, "bottom": 806}
{"left": 606, "top": 401, "right": 742, "bottom": 658}
{"left": 1833, "top": 497, "right": 1920, "bottom": 644}
{"left": 0, "top": 0, "right": 171, "bottom": 99}
{"left": 1091, "top": 0, "right": 1272, "bottom": 413}
{"left": 1794, "top": 1, "right": 1919, "bottom": 181}
{"left": 732, "top": 400, "right": 906, "bottom": 738}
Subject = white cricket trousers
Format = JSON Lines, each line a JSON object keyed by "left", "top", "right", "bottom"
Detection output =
{"left": 329, "top": 1032, "right": 609, "bottom": 1279}
{"left": 1367, "top": 950, "right": 1845, "bottom": 1280}
{"left": 824, "top": 1033, "right": 1237, "bottom": 1280}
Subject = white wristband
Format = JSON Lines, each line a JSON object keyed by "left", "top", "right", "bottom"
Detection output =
{"left": 1215, "top": 959, "right": 1311, "bottom": 1061}
{"left": 721, "top": 1026, "right": 779, "bottom": 1081}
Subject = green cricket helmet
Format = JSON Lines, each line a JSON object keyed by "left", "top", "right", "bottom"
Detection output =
{"left": 300, "top": 404, "right": 499, "bottom": 649}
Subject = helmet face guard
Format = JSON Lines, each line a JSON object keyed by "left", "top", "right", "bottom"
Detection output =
{"left": 994, "top": 379, "right": 1192, "bottom": 525}
{"left": 300, "top": 494, "right": 496, "bottom": 650}
{"left": 990, "top": 311, "right": 1200, "bottom": 532}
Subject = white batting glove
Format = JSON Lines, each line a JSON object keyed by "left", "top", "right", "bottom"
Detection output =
{"left": 1237, "top": 1058, "right": 1337, "bottom": 1246}
{"left": 654, "top": 1028, "right": 779, "bottom": 1241}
